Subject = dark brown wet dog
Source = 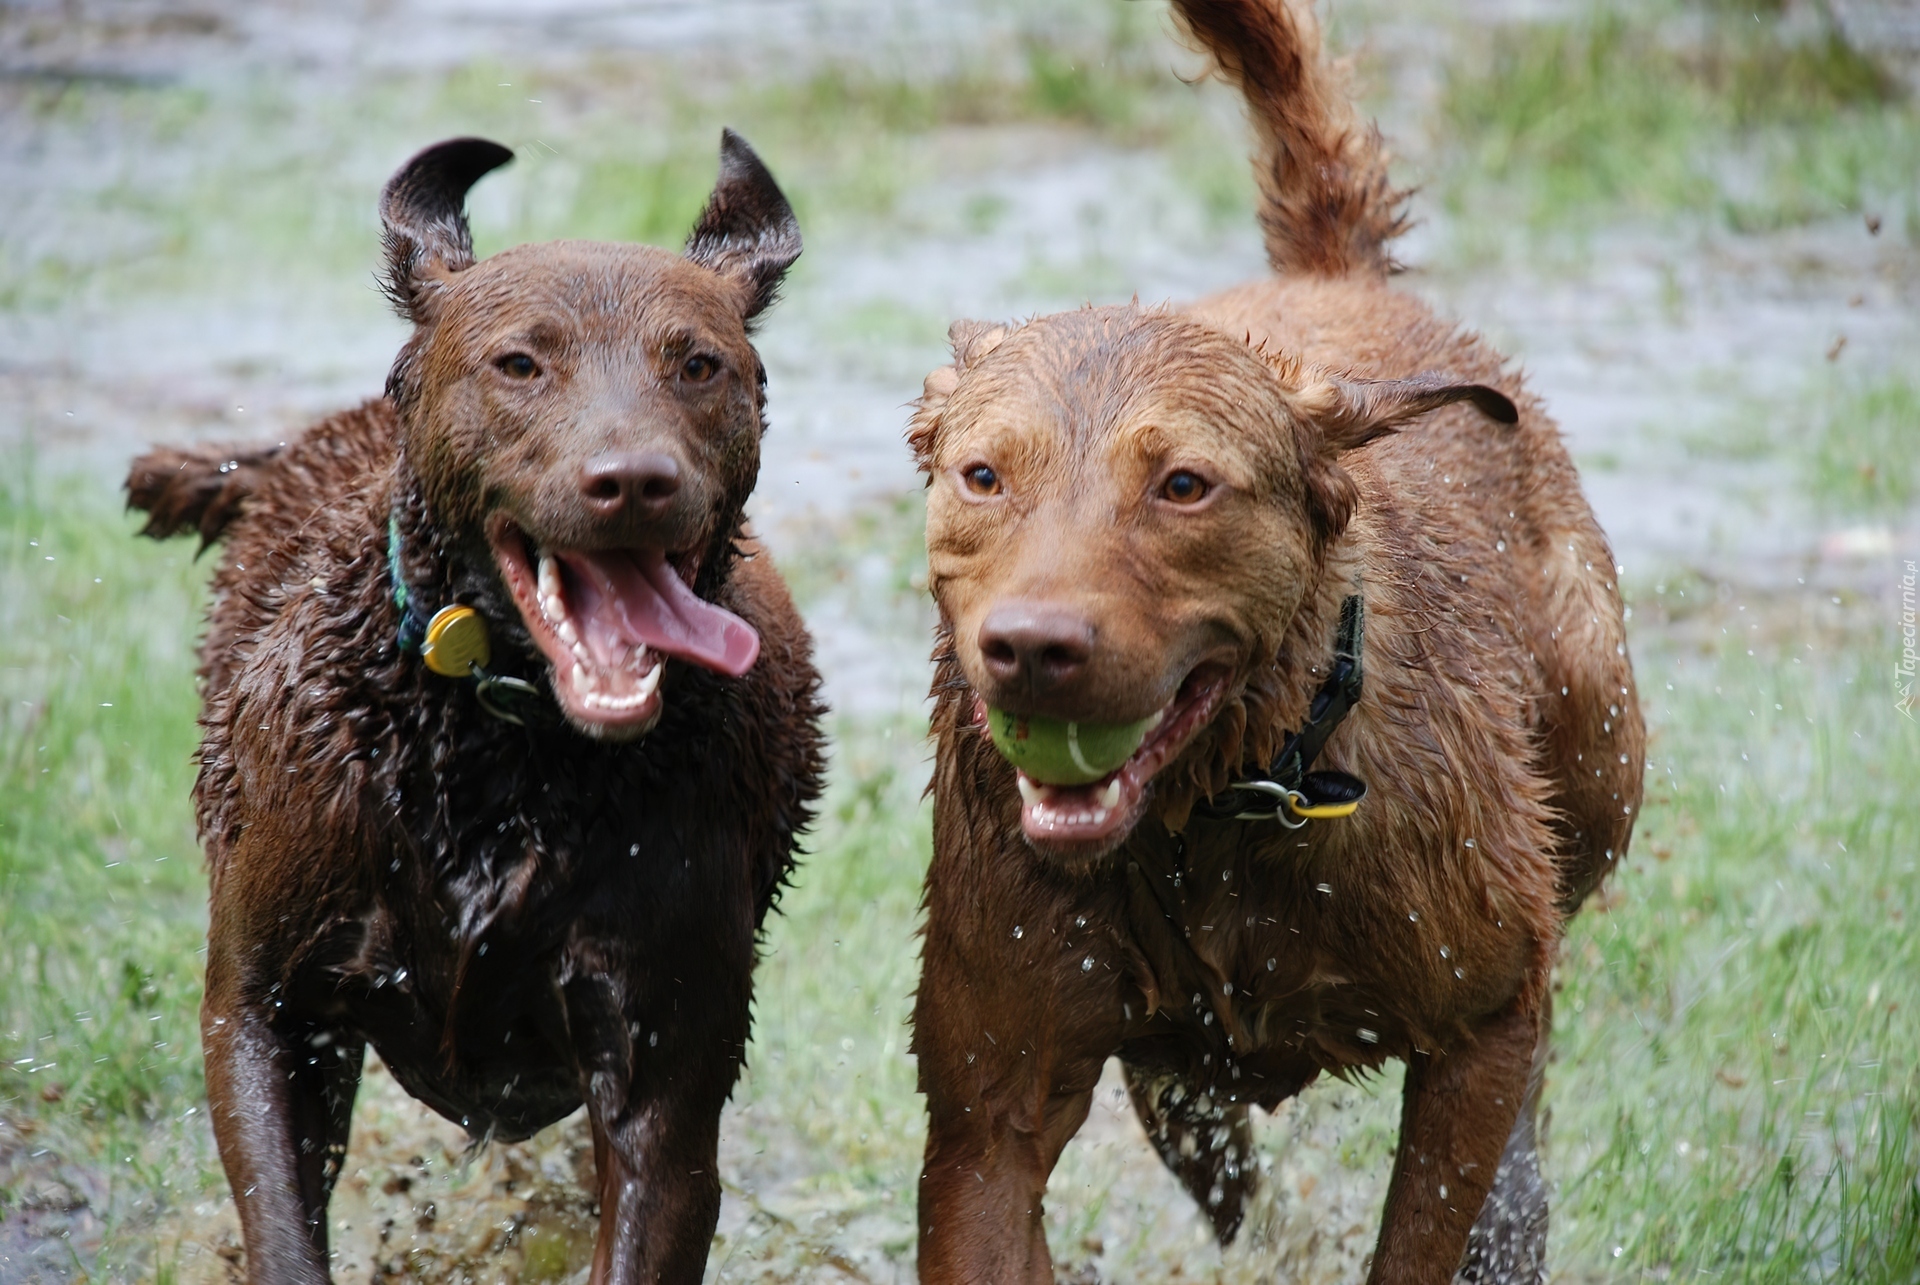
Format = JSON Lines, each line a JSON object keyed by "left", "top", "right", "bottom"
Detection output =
{"left": 125, "top": 132, "right": 824, "bottom": 1284}
{"left": 907, "top": 3, "right": 1644, "bottom": 1282}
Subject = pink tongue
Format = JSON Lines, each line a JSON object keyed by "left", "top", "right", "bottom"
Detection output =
{"left": 556, "top": 549, "right": 760, "bottom": 677}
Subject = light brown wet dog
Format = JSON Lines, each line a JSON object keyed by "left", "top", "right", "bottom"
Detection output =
{"left": 907, "top": 2, "right": 1644, "bottom": 1281}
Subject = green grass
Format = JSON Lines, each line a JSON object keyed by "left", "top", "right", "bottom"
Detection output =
{"left": 709, "top": 719, "right": 930, "bottom": 1280}
{"left": 1804, "top": 376, "right": 1920, "bottom": 517}
{"left": 1544, "top": 584, "right": 1920, "bottom": 1279}
{"left": 0, "top": 465, "right": 220, "bottom": 1276}
{"left": 1687, "top": 368, "right": 1920, "bottom": 519}
{"left": 1436, "top": 5, "right": 1919, "bottom": 239}
{"left": 0, "top": 18, "right": 1226, "bottom": 320}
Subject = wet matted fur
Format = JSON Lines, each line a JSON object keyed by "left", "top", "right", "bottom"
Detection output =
{"left": 125, "top": 133, "right": 824, "bottom": 1284}
{"left": 906, "top": 3, "right": 1643, "bottom": 1282}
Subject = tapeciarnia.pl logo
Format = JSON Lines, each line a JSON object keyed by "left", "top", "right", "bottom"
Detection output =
{"left": 1899, "top": 560, "right": 1917, "bottom": 721}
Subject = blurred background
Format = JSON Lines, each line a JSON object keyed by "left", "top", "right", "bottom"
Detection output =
{"left": 1, "top": 0, "right": 1916, "bottom": 1279}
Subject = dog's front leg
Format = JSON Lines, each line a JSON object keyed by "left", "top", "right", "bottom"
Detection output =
{"left": 203, "top": 959, "right": 342, "bottom": 1283}
{"left": 912, "top": 920, "right": 1110, "bottom": 1284}
{"left": 917, "top": 1065, "right": 1095, "bottom": 1285}
{"left": 1369, "top": 993, "right": 1542, "bottom": 1285}
{"left": 567, "top": 973, "right": 730, "bottom": 1285}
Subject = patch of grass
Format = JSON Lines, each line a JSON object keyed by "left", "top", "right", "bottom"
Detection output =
{"left": 0, "top": 19, "right": 1217, "bottom": 319}
{"left": 1546, "top": 587, "right": 1920, "bottom": 1279}
{"left": 0, "top": 468, "right": 208, "bottom": 1122}
{"left": 1805, "top": 374, "right": 1920, "bottom": 516}
{"left": 710, "top": 717, "right": 930, "bottom": 1279}
{"left": 1437, "top": 6, "right": 1918, "bottom": 236}
{"left": 0, "top": 464, "right": 218, "bottom": 1275}
{"left": 1688, "top": 368, "right": 1920, "bottom": 518}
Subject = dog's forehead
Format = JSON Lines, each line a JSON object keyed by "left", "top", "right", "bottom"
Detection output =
{"left": 443, "top": 240, "right": 744, "bottom": 334}
{"left": 940, "top": 308, "right": 1286, "bottom": 458}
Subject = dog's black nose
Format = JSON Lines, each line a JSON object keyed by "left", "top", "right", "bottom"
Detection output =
{"left": 580, "top": 452, "right": 681, "bottom": 517}
{"left": 978, "top": 603, "right": 1095, "bottom": 694}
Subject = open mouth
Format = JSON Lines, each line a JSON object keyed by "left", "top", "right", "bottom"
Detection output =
{"left": 982, "top": 665, "right": 1230, "bottom": 851}
{"left": 488, "top": 517, "right": 760, "bottom": 736}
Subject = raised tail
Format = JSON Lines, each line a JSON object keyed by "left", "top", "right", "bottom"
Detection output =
{"left": 125, "top": 440, "right": 282, "bottom": 549}
{"left": 1168, "top": 0, "right": 1406, "bottom": 278}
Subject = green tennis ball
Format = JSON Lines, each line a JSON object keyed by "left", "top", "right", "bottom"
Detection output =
{"left": 985, "top": 708, "right": 1152, "bottom": 786}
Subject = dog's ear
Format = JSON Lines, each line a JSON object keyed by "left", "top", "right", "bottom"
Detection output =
{"left": 947, "top": 319, "right": 1010, "bottom": 368}
{"left": 1276, "top": 366, "right": 1517, "bottom": 542}
{"left": 1293, "top": 371, "right": 1518, "bottom": 451}
{"left": 684, "top": 130, "right": 802, "bottom": 323}
{"left": 379, "top": 137, "right": 514, "bottom": 324}
{"left": 908, "top": 320, "right": 1012, "bottom": 467}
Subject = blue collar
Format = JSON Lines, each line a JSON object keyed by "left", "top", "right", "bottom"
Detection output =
{"left": 386, "top": 513, "right": 550, "bottom": 726}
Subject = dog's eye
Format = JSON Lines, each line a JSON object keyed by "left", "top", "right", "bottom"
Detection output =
{"left": 1161, "top": 471, "right": 1209, "bottom": 504}
{"left": 962, "top": 464, "right": 1000, "bottom": 496}
{"left": 681, "top": 354, "right": 719, "bottom": 383}
{"left": 496, "top": 353, "right": 540, "bottom": 380}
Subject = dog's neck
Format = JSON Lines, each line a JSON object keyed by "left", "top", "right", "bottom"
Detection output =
{"left": 1158, "top": 535, "right": 1364, "bottom": 828}
{"left": 385, "top": 458, "right": 539, "bottom": 678}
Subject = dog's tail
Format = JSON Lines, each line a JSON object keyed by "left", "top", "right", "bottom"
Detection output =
{"left": 125, "top": 440, "right": 282, "bottom": 550}
{"left": 1168, "top": 0, "right": 1406, "bottom": 278}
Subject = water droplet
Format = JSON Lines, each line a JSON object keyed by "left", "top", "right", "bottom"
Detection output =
{"left": 1357, "top": 1028, "right": 1378, "bottom": 1044}
{"left": 1012, "top": 925, "right": 1023, "bottom": 939}
{"left": 1081, "top": 956, "right": 1094, "bottom": 973}
{"left": 1266, "top": 958, "right": 1276, "bottom": 971}
{"left": 1408, "top": 911, "right": 1419, "bottom": 923}
{"left": 1439, "top": 946, "right": 1450, "bottom": 959}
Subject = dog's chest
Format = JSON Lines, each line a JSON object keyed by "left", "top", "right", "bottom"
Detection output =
{"left": 1122, "top": 827, "right": 1525, "bottom": 1062}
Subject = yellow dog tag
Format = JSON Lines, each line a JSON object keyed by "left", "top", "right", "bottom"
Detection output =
{"left": 422, "top": 604, "right": 490, "bottom": 677}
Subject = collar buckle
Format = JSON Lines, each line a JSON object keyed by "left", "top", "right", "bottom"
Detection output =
{"left": 1197, "top": 592, "right": 1368, "bottom": 827}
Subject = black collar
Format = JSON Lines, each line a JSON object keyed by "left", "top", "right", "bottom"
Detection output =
{"left": 1192, "top": 592, "right": 1367, "bottom": 826}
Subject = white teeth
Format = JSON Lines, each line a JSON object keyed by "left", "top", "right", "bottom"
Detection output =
{"left": 624, "top": 643, "right": 652, "bottom": 673}
{"left": 1147, "top": 706, "right": 1168, "bottom": 730}
{"left": 564, "top": 651, "right": 663, "bottom": 716}
{"left": 582, "top": 689, "right": 649, "bottom": 711}
{"left": 1022, "top": 776, "right": 1117, "bottom": 831}
{"left": 539, "top": 554, "right": 562, "bottom": 599}
{"left": 556, "top": 618, "right": 580, "bottom": 647}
